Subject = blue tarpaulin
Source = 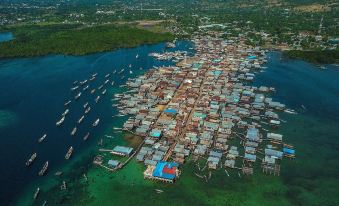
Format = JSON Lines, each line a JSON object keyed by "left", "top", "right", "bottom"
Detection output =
{"left": 164, "top": 108, "right": 177, "bottom": 114}
{"left": 247, "top": 55, "right": 257, "bottom": 59}
{"left": 283, "top": 148, "right": 295, "bottom": 155}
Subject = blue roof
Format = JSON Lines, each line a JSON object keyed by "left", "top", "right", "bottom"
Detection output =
{"left": 150, "top": 129, "right": 162, "bottom": 138}
{"left": 283, "top": 148, "right": 295, "bottom": 155}
{"left": 164, "top": 108, "right": 177, "bottom": 114}
{"left": 108, "top": 160, "right": 120, "bottom": 168}
{"left": 247, "top": 55, "right": 257, "bottom": 59}
{"left": 153, "top": 161, "right": 178, "bottom": 180}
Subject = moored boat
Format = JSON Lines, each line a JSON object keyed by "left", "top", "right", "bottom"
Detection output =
{"left": 62, "top": 109, "right": 69, "bottom": 116}
{"left": 33, "top": 187, "right": 40, "bottom": 199}
{"left": 64, "top": 100, "right": 71, "bottom": 106}
{"left": 83, "top": 102, "right": 89, "bottom": 108}
{"left": 71, "top": 86, "right": 79, "bottom": 91}
{"left": 79, "top": 80, "right": 88, "bottom": 85}
{"left": 98, "top": 85, "right": 104, "bottom": 90}
{"left": 71, "top": 127, "right": 77, "bottom": 136}
{"left": 38, "top": 134, "right": 47, "bottom": 143}
{"left": 102, "top": 89, "right": 107, "bottom": 95}
{"left": 26, "top": 153, "right": 37, "bottom": 166}
{"left": 75, "top": 92, "right": 81, "bottom": 100}
{"left": 78, "top": 115, "right": 85, "bottom": 124}
{"left": 105, "top": 74, "right": 110, "bottom": 78}
{"left": 91, "top": 89, "right": 96, "bottom": 94}
{"left": 56, "top": 116, "right": 65, "bottom": 126}
{"left": 92, "top": 118, "right": 100, "bottom": 127}
{"left": 104, "top": 79, "right": 109, "bottom": 84}
{"left": 38, "top": 161, "right": 48, "bottom": 176}
{"left": 95, "top": 95, "right": 100, "bottom": 103}
{"left": 65, "top": 146, "right": 73, "bottom": 160}
{"left": 85, "top": 106, "right": 91, "bottom": 114}
{"left": 83, "top": 85, "right": 89, "bottom": 91}
{"left": 83, "top": 132, "right": 90, "bottom": 141}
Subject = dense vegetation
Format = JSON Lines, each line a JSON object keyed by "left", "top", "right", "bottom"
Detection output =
{"left": 283, "top": 49, "right": 339, "bottom": 64}
{"left": 0, "top": 24, "right": 174, "bottom": 58}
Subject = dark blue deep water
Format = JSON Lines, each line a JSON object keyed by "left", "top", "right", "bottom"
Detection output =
{"left": 0, "top": 41, "right": 194, "bottom": 205}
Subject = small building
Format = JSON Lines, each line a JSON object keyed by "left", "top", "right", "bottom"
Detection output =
{"left": 111, "top": 146, "right": 133, "bottom": 156}
{"left": 151, "top": 161, "right": 180, "bottom": 183}
{"left": 108, "top": 160, "right": 121, "bottom": 169}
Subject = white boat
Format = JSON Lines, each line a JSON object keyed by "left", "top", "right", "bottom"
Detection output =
{"left": 136, "top": 54, "right": 139, "bottom": 59}
{"left": 62, "top": 109, "right": 69, "bottom": 116}
{"left": 85, "top": 106, "right": 91, "bottom": 114}
{"left": 95, "top": 96, "right": 100, "bottom": 103}
{"left": 56, "top": 116, "right": 65, "bottom": 126}
{"left": 129, "top": 64, "right": 132, "bottom": 68}
{"left": 38, "top": 134, "right": 47, "bottom": 143}
{"left": 83, "top": 132, "right": 90, "bottom": 141}
{"left": 79, "top": 80, "right": 88, "bottom": 85}
{"left": 71, "top": 127, "right": 77, "bottom": 136}
{"left": 64, "top": 100, "right": 71, "bottom": 106}
{"left": 75, "top": 92, "right": 81, "bottom": 100}
{"left": 105, "top": 74, "right": 110, "bottom": 78}
{"left": 65, "top": 146, "right": 73, "bottom": 160}
{"left": 89, "top": 76, "right": 96, "bottom": 81}
{"left": 78, "top": 115, "right": 85, "bottom": 124}
{"left": 83, "top": 85, "right": 89, "bottom": 91}
{"left": 98, "top": 85, "right": 104, "bottom": 90}
{"left": 92, "top": 73, "right": 98, "bottom": 77}
{"left": 102, "top": 89, "right": 107, "bottom": 95}
{"left": 113, "top": 127, "right": 122, "bottom": 130}
{"left": 104, "top": 79, "right": 109, "bottom": 84}
{"left": 71, "top": 86, "right": 79, "bottom": 91}
{"left": 111, "top": 81, "right": 115, "bottom": 86}
{"left": 284, "top": 109, "right": 297, "bottom": 114}
{"left": 129, "top": 70, "right": 133, "bottom": 74}
{"left": 92, "top": 118, "right": 100, "bottom": 127}
{"left": 83, "top": 102, "right": 88, "bottom": 108}
{"left": 91, "top": 89, "right": 96, "bottom": 94}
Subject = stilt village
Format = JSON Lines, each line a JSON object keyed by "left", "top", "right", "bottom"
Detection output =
{"left": 94, "top": 32, "right": 296, "bottom": 183}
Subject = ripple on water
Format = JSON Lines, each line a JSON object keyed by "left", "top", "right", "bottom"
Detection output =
{"left": 0, "top": 110, "right": 17, "bottom": 128}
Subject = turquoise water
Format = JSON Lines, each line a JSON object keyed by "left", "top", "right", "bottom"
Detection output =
{"left": 0, "top": 41, "right": 194, "bottom": 205}
{"left": 0, "top": 32, "right": 14, "bottom": 42}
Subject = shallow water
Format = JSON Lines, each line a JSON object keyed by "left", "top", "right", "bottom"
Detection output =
{"left": 0, "top": 41, "right": 194, "bottom": 205}
{"left": 0, "top": 32, "right": 14, "bottom": 42}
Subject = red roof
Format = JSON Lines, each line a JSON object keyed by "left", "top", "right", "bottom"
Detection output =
{"left": 163, "top": 165, "right": 176, "bottom": 175}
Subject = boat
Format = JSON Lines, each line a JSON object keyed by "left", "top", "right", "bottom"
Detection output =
{"left": 85, "top": 106, "right": 91, "bottom": 114}
{"left": 71, "top": 127, "right": 77, "bottom": 136}
{"left": 111, "top": 81, "right": 115, "bottom": 86}
{"left": 78, "top": 115, "right": 85, "bottom": 124}
{"left": 89, "top": 76, "right": 96, "bottom": 81}
{"left": 113, "top": 127, "right": 122, "bottom": 130}
{"left": 33, "top": 187, "right": 40, "bottom": 199}
{"left": 118, "top": 69, "right": 125, "bottom": 74}
{"left": 75, "top": 92, "right": 81, "bottom": 100}
{"left": 139, "top": 67, "right": 143, "bottom": 70}
{"left": 56, "top": 116, "right": 65, "bottom": 126}
{"left": 95, "top": 96, "right": 100, "bottom": 103}
{"left": 55, "top": 171, "right": 63, "bottom": 176}
{"left": 79, "top": 80, "right": 88, "bottom": 85}
{"left": 70, "top": 86, "right": 79, "bottom": 91}
{"left": 83, "top": 102, "right": 89, "bottom": 108}
{"left": 113, "top": 70, "right": 117, "bottom": 74}
{"left": 129, "top": 64, "right": 132, "bottom": 68}
{"left": 92, "top": 118, "right": 100, "bottom": 127}
{"left": 136, "top": 54, "right": 139, "bottom": 59}
{"left": 42, "top": 201, "right": 47, "bottom": 206}
{"left": 98, "top": 85, "right": 104, "bottom": 90}
{"left": 102, "top": 89, "right": 107, "bottom": 95}
{"left": 26, "top": 153, "right": 37, "bottom": 166}
{"left": 64, "top": 100, "right": 71, "bottom": 106}
{"left": 65, "top": 146, "right": 73, "bottom": 160}
{"left": 62, "top": 109, "right": 69, "bottom": 116}
{"left": 83, "top": 132, "right": 90, "bottom": 141}
{"left": 155, "top": 189, "right": 163, "bottom": 193}
{"left": 92, "top": 73, "right": 98, "bottom": 77}
{"left": 38, "top": 161, "right": 48, "bottom": 176}
{"left": 284, "top": 109, "right": 297, "bottom": 114}
{"left": 83, "top": 85, "right": 89, "bottom": 91}
{"left": 121, "top": 76, "right": 125, "bottom": 80}
{"left": 91, "top": 89, "right": 96, "bottom": 94}
{"left": 38, "top": 134, "right": 47, "bottom": 143}
{"left": 129, "top": 70, "right": 133, "bottom": 74}
{"left": 73, "top": 80, "right": 78, "bottom": 85}
{"left": 105, "top": 74, "right": 110, "bottom": 78}
{"left": 104, "top": 79, "right": 109, "bottom": 84}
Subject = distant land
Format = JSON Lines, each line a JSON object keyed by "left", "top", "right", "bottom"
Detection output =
{"left": 0, "top": 24, "right": 174, "bottom": 58}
